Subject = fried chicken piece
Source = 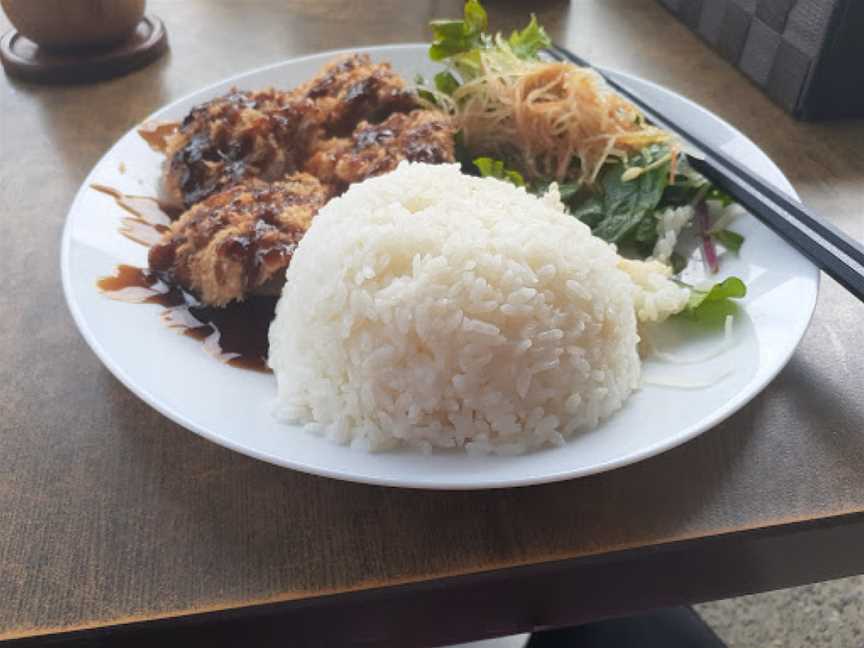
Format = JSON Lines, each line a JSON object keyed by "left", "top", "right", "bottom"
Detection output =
{"left": 161, "top": 89, "right": 318, "bottom": 210}
{"left": 295, "top": 53, "right": 418, "bottom": 137}
{"left": 161, "top": 55, "right": 417, "bottom": 210}
{"left": 305, "top": 109, "right": 456, "bottom": 192}
{"left": 148, "top": 174, "right": 330, "bottom": 306}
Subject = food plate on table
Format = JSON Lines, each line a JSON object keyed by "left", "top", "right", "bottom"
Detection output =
{"left": 62, "top": 4, "right": 817, "bottom": 489}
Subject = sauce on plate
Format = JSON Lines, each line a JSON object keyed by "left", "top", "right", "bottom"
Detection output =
{"left": 94, "top": 183, "right": 275, "bottom": 373}
{"left": 91, "top": 183, "right": 180, "bottom": 246}
{"left": 98, "top": 265, "right": 275, "bottom": 373}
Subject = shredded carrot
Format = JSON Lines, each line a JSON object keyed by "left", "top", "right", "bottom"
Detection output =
{"left": 431, "top": 48, "right": 679, "bottom": 186}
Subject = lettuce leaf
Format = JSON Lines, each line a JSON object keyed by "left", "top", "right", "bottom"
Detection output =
{"left": 507, "top": 15, "right": 550, "bottom": 59}
{"left": 414, "top": 73, "right": 438, "bottom": 105}
{"left": 474, "top": 157, "right": 526, "bottom": 186}
{"left": 680, "top": 276, "right": 747, "bottom": 323}
{"left": 429, "top": 0, "right": 488, "bottom": 61}
{"left": 463, "top": 0, "right": 488, "bottom": 33}
{"left": 428, "top": 0, "right": 547, "bottom": 87}
{"left": 687, "top": 276, "right": 746, "bottom": 310}
{"left": 434, "top": 70, "right": 460, "bottom": 95}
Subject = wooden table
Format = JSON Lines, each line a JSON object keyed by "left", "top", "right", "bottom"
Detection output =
{"left": 2, "top": 1, "right": 864, "bottom": 646}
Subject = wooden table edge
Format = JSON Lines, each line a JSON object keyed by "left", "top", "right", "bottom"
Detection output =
{"left": 5, "top": 509, "right": 864, "bottom": 647}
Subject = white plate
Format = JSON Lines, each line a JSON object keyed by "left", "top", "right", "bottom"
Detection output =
{"left": 61, "top": 44, "right": 818, "bottom": 490}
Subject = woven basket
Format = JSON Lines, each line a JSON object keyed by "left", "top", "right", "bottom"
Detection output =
{"left": 657, "top": 0, "right": 864, "bottom": 120}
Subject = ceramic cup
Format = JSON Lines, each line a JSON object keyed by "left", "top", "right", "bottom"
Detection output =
{"left": 1, "top": 0, "right": 146, "bottom": 50}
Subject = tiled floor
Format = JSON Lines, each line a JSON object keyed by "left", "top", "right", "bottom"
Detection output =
{"left": 697, "top": 576, "right": 864, "bottom": 647}
{"left": 453, "top": 575, "right": 864, "bottom": 647}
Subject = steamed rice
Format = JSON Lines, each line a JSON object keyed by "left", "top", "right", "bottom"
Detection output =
{"left": 268, "top": 162, "right": 681, "bottom": 453}
{"left": 652, "top": 205, "right": 694, "bottom": 262}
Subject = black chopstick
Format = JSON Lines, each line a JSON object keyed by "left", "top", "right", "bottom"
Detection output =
{"left": 547, "top": 44, "right": 864, "bottom": 264}
{"left": 545, "top": 43, "right": 864, "bottom": 302}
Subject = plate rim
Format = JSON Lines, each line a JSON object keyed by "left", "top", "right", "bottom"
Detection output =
{"left": 61, "top": 43, "right": 820, "bottom": 490}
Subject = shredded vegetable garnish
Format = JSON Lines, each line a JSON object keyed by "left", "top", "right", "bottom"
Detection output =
{"left": 647, "top": 314, "right": 735, "bottom": 364}
{"left": 425, "top": 1, "right": 678, "bottom": 186}
{"left": 436, "top": 53, "right": 678, "bottom": 186}
{"left": 696, "top": 199, "right": 720, "bottom": 274}
{"left": 641, "top": 315, "right": 735, "bottom": 388}
{"left": 641, "top": 367, "right": 734, "bottom": 389}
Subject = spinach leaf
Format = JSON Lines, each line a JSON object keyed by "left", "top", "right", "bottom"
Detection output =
{"left": 531, "top": 180, "right": 581, "bottom": 202}
{"left": 661, "top": 182, "right": 702, "bottom": 207}
{"left": 670, "top": 252, "right": 687, "bottom": 275}
{"left": 555, "top": 183, "right": 581, "bottom": 202}
{"left": 629, "top": 211, "right": 659, "bottom": 255}
{"left": 633, "top": 211, "right": 659, "bottom": 244}
{"left": 591, "top": 145, "right": 670, "bottom": 243}
{"left": 712, "top": 229, "right": 744, "bottom": 254}
{"left": 569, "top": 196, "right": 604, "bottom": 228}
{"left": 528, "top": 178, "right": 582, "bottom": 201}
{"left": 656, "top": 154, "right": 733, "bottom": 211}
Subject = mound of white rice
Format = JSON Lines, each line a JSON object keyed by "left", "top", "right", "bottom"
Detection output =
{"left": 268, "top": 162, "right": 645, "bottom": 454}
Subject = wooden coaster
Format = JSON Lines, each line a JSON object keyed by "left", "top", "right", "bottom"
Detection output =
{"left": 0, "top": 15, "right": 168, "bottom": 83}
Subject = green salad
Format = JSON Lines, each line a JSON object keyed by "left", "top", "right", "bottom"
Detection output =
{"left": 419, "top": 0, "right": 747, "bottom": 319}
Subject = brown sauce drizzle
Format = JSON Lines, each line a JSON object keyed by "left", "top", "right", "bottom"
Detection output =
{"left": 95, "top": 182, "right": 275, "bottom": 373}
{"left": 97, "top": 265, "right": 276, "bottom": 373}
{"left": 91, "top": 184, "right": 181, "bottom": 246}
